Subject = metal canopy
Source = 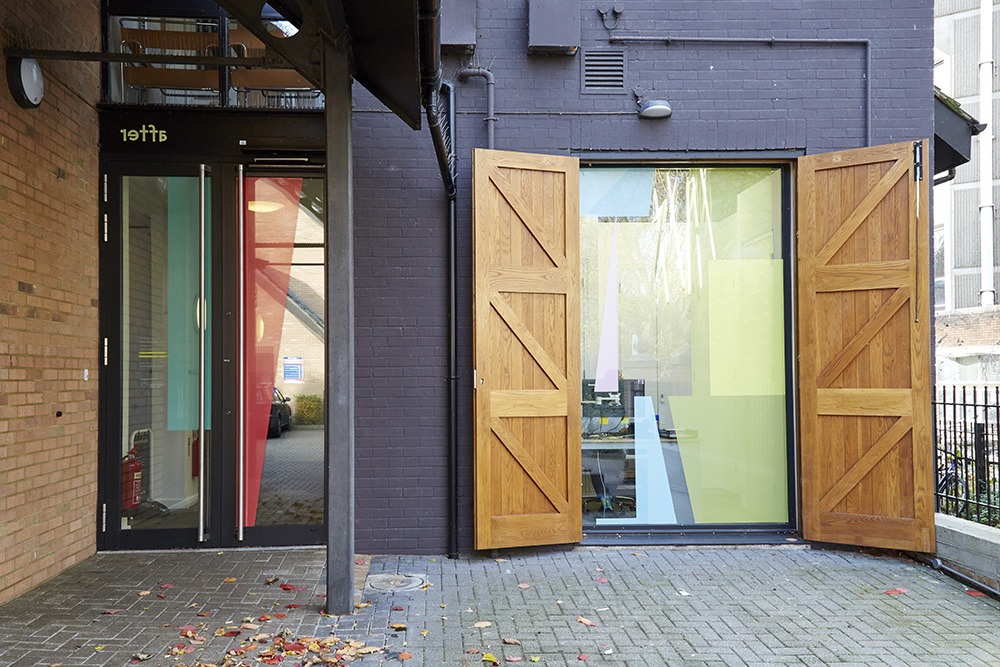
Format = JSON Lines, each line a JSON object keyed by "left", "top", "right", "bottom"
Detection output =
{"left": 213, "top": 0, "right": 423, "bottom": 129}
{"left": 934, "top": 88, "right": 985, "bottom": 175}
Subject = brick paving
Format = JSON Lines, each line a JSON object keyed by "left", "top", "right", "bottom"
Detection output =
{"left": 1, "top": 546, "right": 999, "bottom": 666}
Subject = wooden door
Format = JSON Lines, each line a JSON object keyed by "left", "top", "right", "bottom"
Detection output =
{"left": 472, "top": 148, "right": 582, "bottom": 550}
{"left": 798, "top": 140, "right": 934, "bottom": 552}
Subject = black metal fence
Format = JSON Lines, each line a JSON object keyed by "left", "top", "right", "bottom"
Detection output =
{"left": 934, "top": 385, "right": 1000, "bottom": 527}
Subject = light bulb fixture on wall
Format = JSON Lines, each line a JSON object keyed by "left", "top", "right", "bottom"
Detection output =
{"left": 6, "top": 57, "right": 44, "bottom": 109}
{"left": 638, "top": 100, "right": 672, "bottom": 118}
{"left": 633, "top": 87, "right": 672, "bottom": 119}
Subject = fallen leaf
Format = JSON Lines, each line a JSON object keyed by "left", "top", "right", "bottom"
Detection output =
{"left": 467, "top": 648, "right": 481, "bottom": 654}
{"left": 94, "top": 646, "right": 104, "bottom": 651}
{"left": 482, "top": 654, "right": 498, "bottom": 663}
{"left": 355, "top": 559, "right": 367, "bottom": 565}
{"left": 595, "top": 578, "right": 608, "bottom": 584}
{"left": 188, "top": 603, "right": 199, "bottom": 608}
{"left": 317, "top": 593, "right": 327, "bottom": 597}
{"left": 272, "top": 612, "right": 287, "bottom": 618}
{"left": 677, "top": 589, "right": 690, "bottom": 596}
{"left": 421, "top": 628, "right": 429, "bottom": 637}
{"left": 474, "top": 621, "right": 492, "bottom": 628}
{"left": 885, "top": 587, "right": 909, "bottom": 595}
{"left": 197, "top": 612, "right": 212, "bottom": 617}
{"left": 530, "top": 658, "right": 540, "bottom": 663}
{"left": 503, "top": 638, "right": 522, "bottom": 645}
{"left": 293, "top": 586, "right": 307, "bottom": 591}
{"left": 156, "top": 594, "right": 166, "bottom": 599}
{"left": 130, "top": 653, "right": 153, "bottom": 662}
{"left": 517, "top": 583, "right": 530, "bottom": 589}
{"left": 285, "top": 604, "right": 301, "bottom": 609}
{"left": 161, "top": 583, "right": 174, "bottom": 589}
{"left": 495, "top": 558, "right": 508, "bottom": 562}
{"left": 506, "top": 657, "right": 523, "bottom": 662}
{"left": 630, "top": 552, "right": 646, "bottom": 556}
{"left": 258, "top": 614, "right": 271, "bottom": 622}
{"left": 576, "top": 616, "right": 596, "bottom": 627}
{"left": 223, "top": 630, "right": 241, "bottom": 637}
{"left": 241, "top": 622, "right": 261, "bottom": 630}
{"left": 390, "top": 623, "right": 407, "bottom": 630}
{"left": 138, "top": 591, "right": 150, "bottom": 596}
{"left": 224, "top": 577, "right": 237, "bottom": 583}
{"left": 101, "top": 609, "right": 120, "bottom": 615}
{"left": 966, "top": 589, "right": 986, "bottom": 597}
{"left": 179, "top": 625, "right": 198, "bottom": 632}
{"left": 578, "top": 655, "right": 588, "bottom": 661}
{"left": 358, "top": 647, "right": 381, "bottom": 654}
{"left": 555, "top": 600, "right": 563, "bottom": 604}
{"left": 399, "top": 652, "right": 413, "bottom": 661}
{"left": 354, "top": 602, "right": 371, "bottom": 609}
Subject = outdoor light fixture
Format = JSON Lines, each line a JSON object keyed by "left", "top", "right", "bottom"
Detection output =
{"left": 6, "top": 57, "right": 44, "bottom": 109}
{"left": 638, "top": 99, "right": 672, "bottom": 119}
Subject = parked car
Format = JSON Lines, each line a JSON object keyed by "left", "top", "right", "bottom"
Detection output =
{"left": 269, "top": 387, "right": 292, "bottom": 438}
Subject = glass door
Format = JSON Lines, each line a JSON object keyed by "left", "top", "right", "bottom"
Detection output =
{"left": 117, "top": 167, "right": 212, "bottom": 544}
{"left": 103, "top": 163, "right": 325, "bottom": 550}
{"left": 239, "top": 171, "right": 326, "bottom": 542}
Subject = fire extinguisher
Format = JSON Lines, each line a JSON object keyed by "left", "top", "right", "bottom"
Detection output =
{"left": 122, "top": 448, "right": 142, "bottom": 510}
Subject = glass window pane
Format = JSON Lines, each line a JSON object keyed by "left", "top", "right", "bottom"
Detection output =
{"left": 243, "top": 176, "right": 325, "bottom": 527}
{"left": 580, "top": 167, "right": 788, "bottom": 527}
{"left": 121, "top": 175, "right": 210, "bottom": 530}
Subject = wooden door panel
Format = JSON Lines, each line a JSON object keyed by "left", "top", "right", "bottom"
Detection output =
{"left": 798, "top": 140, "right": 933, "bottom": 552}
{"left": 473, "top": 149, "right": 581, "bottom": 550}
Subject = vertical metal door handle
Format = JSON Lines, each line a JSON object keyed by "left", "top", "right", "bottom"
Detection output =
{"left": 198, "top": 163, "right": 208, "bottom": 542}
{"left": 237, "top": 165, "right": 245, "bottom": 542}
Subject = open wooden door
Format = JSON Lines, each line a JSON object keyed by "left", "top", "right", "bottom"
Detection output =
{"left": 472, "top": 148, "right": 582, "bottom": 550}
{"left": 798, "top": 140, "right": 934, "bottom": 552}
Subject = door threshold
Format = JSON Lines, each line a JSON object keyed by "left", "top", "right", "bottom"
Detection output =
{"left": 582, "top": 529, "right": 801, "bottom": 547}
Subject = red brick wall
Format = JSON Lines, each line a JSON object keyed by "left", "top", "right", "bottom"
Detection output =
{"left": 936, "top": 306, "right": 1000, "bottom": 348}
{"left": 0, "top": 2, "right": 100, "bottom": 604}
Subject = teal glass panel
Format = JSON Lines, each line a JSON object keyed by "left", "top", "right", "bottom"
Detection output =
{"left": 166, "top": 178, "right": 211, "bottom": 430}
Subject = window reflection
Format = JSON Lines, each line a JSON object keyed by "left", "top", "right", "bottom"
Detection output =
{"left": 581, "top": 167, "right": 789, "bottom": 527}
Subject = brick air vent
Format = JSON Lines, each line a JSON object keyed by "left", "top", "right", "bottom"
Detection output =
{"left": 582, "top": 49, "right": 626, "bottom": 92}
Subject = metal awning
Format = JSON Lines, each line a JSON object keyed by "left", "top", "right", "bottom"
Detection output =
{"left": 934, "top": 87, "right": 985, "bottom": 175}
{"left": 213, "top": 0, "right": 423, "bottom": 129}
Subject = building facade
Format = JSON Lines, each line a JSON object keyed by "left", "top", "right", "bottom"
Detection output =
{"left": 1, "top": 0, "right": 936, "bottom": 606}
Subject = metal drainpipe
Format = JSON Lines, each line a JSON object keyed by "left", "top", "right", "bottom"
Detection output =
{"left": 457, "top": 67, "right": 496, "bottom": 150}
{"left": 978, "top": 0, "right": 995, "bottom": 306}
{"left": 934, "top": 168, "right": 957, "bottom": 187}
{"left": 908, "top": 552, "right": 1000, "bottom": 602}
{"left": 418, "top": 0, "right": 460, "bottom": 559}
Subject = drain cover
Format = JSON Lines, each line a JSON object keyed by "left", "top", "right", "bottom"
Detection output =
{"left": 365, "top": 573, "right": 427, "bottom": 592}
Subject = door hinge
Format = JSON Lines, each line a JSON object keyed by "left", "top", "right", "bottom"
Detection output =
{"left": 103, "top": 337, "right": 108, "bottom": 366}
{"left": 103, "top": 174, "right": 108, "bottom": 202}
{"left": 103, "top": 214, "right": 108, "bottom": 242}
{"left": 913, "top": 141, "right": 923, "bottom": 182}
{"left": 101, "top": 503, "right": 107, "bottom": 532}
{"left": 473, "top": 368, "right": 477, "bottom": 391}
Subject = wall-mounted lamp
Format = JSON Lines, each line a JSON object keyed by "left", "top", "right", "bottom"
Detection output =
{"left": 6, "top": 57, "right": 44, "bottom": 109}
{"left": 638, "top": 100, "right": 672, "bottom": 119}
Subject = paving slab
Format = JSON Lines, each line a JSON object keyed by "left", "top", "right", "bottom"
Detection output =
{"left": 0, "top": 546, "right": 998, "bottom": 666}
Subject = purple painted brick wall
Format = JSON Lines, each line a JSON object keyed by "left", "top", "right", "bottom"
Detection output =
{"left": 351, "top": 0, "right": 934, "bottom": 554}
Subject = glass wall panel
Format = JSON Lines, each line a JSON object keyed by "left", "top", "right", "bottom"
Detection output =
{"left": 580, "top": 167, "right": 788, "bottom": 527}
{"left": 243, "top": 176, "right": 325, "bottom": 527}
{"left": 105, "top": 14, "right": 323, "bottom": 109}
{"left": 121, "top": 175, "right": 210, "bottom": 530}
